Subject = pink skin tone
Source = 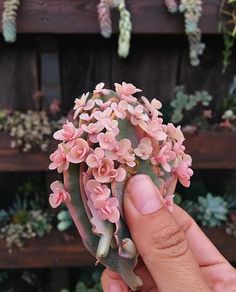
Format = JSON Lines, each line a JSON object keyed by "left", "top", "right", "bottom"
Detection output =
{"left": 73, "top": 92, "right": 95, "bottom": 120}
{"left": 115, "top": 82, "right": 141, "bottom": 102}
{"left": 94, "top": 197, "right": 120, "bottom": 223}
{"left": 53, "top": 120, "right": 83, "bottom": 141}
{"left": 49, "top": 181, "right": 71, "bottom": 208}
{"left": 49, "top": 143, "right": 70, "bottom": 173}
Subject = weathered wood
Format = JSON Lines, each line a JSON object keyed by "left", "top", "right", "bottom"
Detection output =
{"left": 202, "top": 227, "right": 236, "bottom": 261}
{"left": 184, "top": 132, "right": 236, "bottom": 169}
{"left": 0, "top": 132, "right": 56, "bottom": 172}
{"left": 0, "top": 228, "right": 234, "bottom": 269}
{"left": 60, "top": 36, "right": 112, "bottom": 112}
{"left": 0, "top": 0, "right": 221, "bottom": 34}
{"left": 38, "top": 36, "right": 61, "bottom": 109}
{"left": 1, "top": 131, "right": 236, "bottom": 171}
{"left": 0, "top": 45, "right": 38, "bottom": 110}
{"left": 0, "top": 231, "right": 94, "bottom": 269}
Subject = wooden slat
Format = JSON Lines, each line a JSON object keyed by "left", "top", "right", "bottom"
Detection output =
{"left": 1, "top": 132, "right": 236, "bottom": 171}
{"left": 0, "top": 132, "right": 55, "bottom": 172}
{"left": 0, "top": 0, "right": 221, "bottom": 34}
{"left": 0, "top": 228, "right": 235, "bottom": 269}
{"left": 184, "top": 132, "right": 236, "bottom": 169}
{"left": 0, "top": 231, "right": 94, "bottom": 269}
{"left": 0, "top": 46, "right": 38, "bottom": 110}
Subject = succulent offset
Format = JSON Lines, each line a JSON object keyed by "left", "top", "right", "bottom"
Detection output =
{"left": 48, "top": 82, "right": 193, "bottom": 290}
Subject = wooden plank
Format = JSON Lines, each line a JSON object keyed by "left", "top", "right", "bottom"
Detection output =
{"left": 1, "top": 131, "right": 236, "bottom": 171}
{"left": 0, "top": 0, "right": 221, "bottom": 34}
{"left": 0, "top": 231, "right": 94, "bottom": 269}
{"left": 0, "top": 132, "right": 56, "bottom": 172}
{"left": 0, "top": 45, "right": 38, "bottom": 110}
{"left": 184, "top": 132, "right": 236, "bottom": 169}
{"left": 38, "top": 36, "right": 61, "bottom": 109}
{"left": 0, "top": 228, "right": 235, "bottom": 269}
{"left": 203, "top": 227, "right": 236, "bottom": 262}
{"left": 111, "top": 36, "right": 180, "bottom": 103}
{"left": 60, "top": 36, "right": 112, "bottom": 113}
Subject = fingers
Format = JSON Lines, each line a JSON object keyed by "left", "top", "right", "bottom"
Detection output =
{"left": 101, "top": 265, "right": 156, "bottom": 292}
{"left": 101, "top": 269, "right": 129, "bottom": 292}
{"left": 124, "top": 174, "right": 211, "bottom": 292}
{"left": 173, "top": 205, "right": 229, "bottom": 267}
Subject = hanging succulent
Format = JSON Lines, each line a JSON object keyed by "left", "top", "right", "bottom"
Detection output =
{"left": 164, "top": 0, "right": 178, "bottom": 13}
{"left": 97, "top": 0, "right": 112, "bottom": 38}
{"left": 2, "top": 0, "right": 21, "bottom": 43}
{"left": 179, "top": 0, "right": 205, "bottom": 66}
{"left": 48, "top": 82, "right": 193, "bottom": 290}
{"left": 97, "top": 0, "right": 132, "bottom": 58}
{"left": 220, "top": 0, "right": 236, "bottom": 73}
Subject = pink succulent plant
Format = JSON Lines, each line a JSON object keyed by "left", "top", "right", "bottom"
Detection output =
{"left": 49, "top": 181, "right": 71, "bottom": 208}
{"left": 48, "top": 82, "right": 193, "bottom": 291}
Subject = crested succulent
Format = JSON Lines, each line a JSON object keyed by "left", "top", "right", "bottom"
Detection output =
{"left": 48, "top": 82, "right": 193, "bottom": 290}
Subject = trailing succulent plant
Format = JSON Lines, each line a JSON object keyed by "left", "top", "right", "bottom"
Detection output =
{"left": 183, "top": 193, "right": 229, "bottom": 227}
{"left": 2, "top": 0, "right": 21, "bottom": 42}
{"left": 97, "top": 0, "right": 132, "bottom": 58}
{"left": 170, "top": 85, "right": 212, "bottom": 128}
{"left": 164, "top": 0, "right": 178, "bottom": 13}
{"left": 179, "top": 0, "right": 205, "bottom": 66}
{"left": 48, "top": 82, "right": 193, "bottom": 290}
{"left": 220, "top": 0, "right": 236, "bottom": 73}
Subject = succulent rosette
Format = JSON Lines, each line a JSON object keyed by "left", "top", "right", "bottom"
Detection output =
{"left": 48, "top": 82, "right": 193, "bottom": 290}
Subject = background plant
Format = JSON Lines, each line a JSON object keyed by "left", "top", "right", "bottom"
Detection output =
{"left": 220, "top": 0, "right": 236, "bottom": 72}
{"left": 0, "top": 180, "right": 52, "bottom": 250}
{"left": 170, "top": 85, "right": 212, "bottom": 128}
{"left": 2, "top": 0, "right": 20, "bottom": 42}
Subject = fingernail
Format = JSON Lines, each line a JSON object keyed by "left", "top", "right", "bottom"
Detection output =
{"left": 126, "top": 175, "right": 163, "bottom": 215}
{"left": 108, "top": 281, "right": 123, "bottom": 292}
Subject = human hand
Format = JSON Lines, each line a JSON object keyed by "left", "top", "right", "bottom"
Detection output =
{"left": 101, "top": 175, "right": 236, "bottom": 292}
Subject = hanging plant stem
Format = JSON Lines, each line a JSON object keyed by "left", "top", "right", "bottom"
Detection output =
{"left": 2, "top": 0, "right": 20, "bottom": 43}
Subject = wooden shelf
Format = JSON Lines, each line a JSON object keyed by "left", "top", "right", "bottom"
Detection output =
{"left": 0, "top": 0, "right": 221, "bottom": 35}
{"left": 184, "top": 132, "right": 236, "bottom": 169}
{"left": 0, "top": 231, "right": 94, "bottom": 269}
{"left": 0, "top": 228, "right": 235, "bottom": 269}
{"left": 1, "top": 131, "right": 236, "bottom": 171}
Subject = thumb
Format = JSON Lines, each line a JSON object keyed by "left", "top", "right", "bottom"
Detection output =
{"left": 124, "top": 174, "right": 210, "bottom": 292}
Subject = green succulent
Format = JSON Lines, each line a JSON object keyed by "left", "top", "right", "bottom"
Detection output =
{"left": 57, "top": 210, "right": 72, "bottom": 231}
{"left": 197, "top": 193, "right": 228, "bottom": 227}
{"left": 170, "top": 86, "right": 212, "bottom": 124}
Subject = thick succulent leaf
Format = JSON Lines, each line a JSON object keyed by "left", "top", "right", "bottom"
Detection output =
{"left": 64, "top": 164, "right": 142, "bottom": 291}
{"left": 117, "top": 119, "right": 139, "bottom": 147}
